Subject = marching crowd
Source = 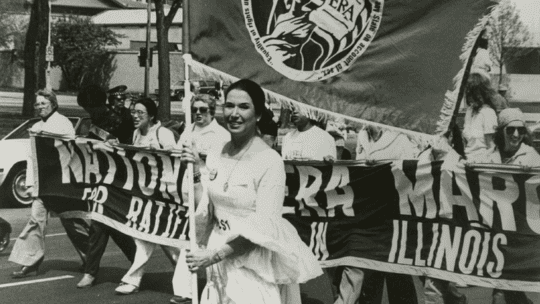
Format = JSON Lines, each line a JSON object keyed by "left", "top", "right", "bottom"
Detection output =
{"left": 1, "top": 72, "right": 538, "bottom": 304}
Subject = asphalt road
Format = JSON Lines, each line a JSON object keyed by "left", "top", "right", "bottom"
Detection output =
{"left": 0, "top": 208, "right": 178, "bottom": 304}
{"left": 1, "top": 207, "right": 538, "bottom": 304}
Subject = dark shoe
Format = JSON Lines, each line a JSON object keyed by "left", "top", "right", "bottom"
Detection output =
{"left": 170, "top": 295, "right": 192, "bottom": 304}
{"left": 77, "top": 274, "right": 95, "bottom": 288}
{"left": 11, "top": 257, "right": 43, "bottom": 279}
{"left": 0, "top": 233, "right": 10, "bottom": 252}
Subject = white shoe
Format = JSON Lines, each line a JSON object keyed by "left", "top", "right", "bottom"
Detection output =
{"left": 77, "top": 274, "right": 95, "bottom": 288}
{"left": 115, "top": 282, "right": 139, "bottom": 295}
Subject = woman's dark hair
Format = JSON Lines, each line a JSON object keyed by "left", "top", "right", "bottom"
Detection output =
{"left": 191, "top": 94, "right": 217, "bottom": 116}
{"left": 134, "top": 97, "right": 158, "bottom": 123}
{"left": 257, "top": 108, "right": 278, "bottom": 137}
{"left": 493, "top": 124, "right": 532, "bottom": 151}
{"left": 225, "top": 79, "right": 265, "bottom": 116}
{"left": 466, "top": 73, "right": 497, "bottom": 113}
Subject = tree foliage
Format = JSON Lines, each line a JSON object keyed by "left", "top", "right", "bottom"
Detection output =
{"left": 52, "top": 16, "right": 123, "bottom": 90}
{"left": 487, "top": 0, "right": 531, "bottom": 86}
{"left": 0, "top": 0, "right": 27, "bottom": 51}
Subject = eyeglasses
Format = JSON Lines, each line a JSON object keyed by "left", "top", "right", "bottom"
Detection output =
{"left": 131, "top": 110, "right": 147, "bottom": 116}
{"left": 34, "top": 101, "right": 50, "bottom": 108}
{"left": 192, "top": 107, "right": 209, "bottom": 114}
{"left": 505, "top": 126, "right": 527, "bottom": 136}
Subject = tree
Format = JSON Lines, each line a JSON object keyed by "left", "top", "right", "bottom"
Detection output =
{"left": 0, "top": 0, "right": 27, "bottom": 51}
{"left": 0, "top": 1, "right": 27, "bottom": 87}
{"left": 487, "top": 0, "right": 532, "bottom": 88}
{"left": 21, "top": 0, "right": 49, "bottom": 117}
{"left": 154, "top": 0, "right": 182, "bottom": 122}
{"left": 52, "top": 16, "right": 123, "bottom": 90}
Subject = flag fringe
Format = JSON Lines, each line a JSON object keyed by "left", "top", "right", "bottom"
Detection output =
{"left": 187, "top": 58, "right": 434, "bottom": 146}
{"left": 435, "top": 11, "right": 494, "bottom": 135}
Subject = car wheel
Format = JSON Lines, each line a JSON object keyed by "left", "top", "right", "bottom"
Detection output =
{"left": 1, "top": 163, "right": 32, "bottom": 208}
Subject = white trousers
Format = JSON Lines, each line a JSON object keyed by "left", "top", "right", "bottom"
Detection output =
{"left": 121, "top": 238, "right": 179, "bottom": 287}
{"left": 172, "top": 249, "right": 193, "bottom": 298}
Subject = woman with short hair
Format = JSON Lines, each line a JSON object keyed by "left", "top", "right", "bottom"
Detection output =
{"left": 114, "top": 97, "right": 179, "bottom": 295}
{"left": 10, "top": 89, "right": 90, "bottom": 278}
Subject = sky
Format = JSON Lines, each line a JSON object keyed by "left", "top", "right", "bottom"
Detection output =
{"left": 512, "top": 0, "right": 540, "bottom": 46}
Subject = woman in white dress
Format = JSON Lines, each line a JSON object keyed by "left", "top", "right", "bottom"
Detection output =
{"left": 181, "top": 79, "right": 322, "bottom": 304}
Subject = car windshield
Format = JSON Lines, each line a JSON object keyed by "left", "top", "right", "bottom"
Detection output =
{"left": 2, "top": 118, "right": 81, "bottom": 140}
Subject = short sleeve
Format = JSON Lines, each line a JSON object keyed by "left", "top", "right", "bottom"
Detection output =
{"left": 396, "top": 134, "right": 419, "bottom": 159}
{"left": 324, "top": 133, "right": 337, "bottom": 158}
{"left": 481, "top": 107, "right": 497, "bottom": 135}
{"left": 56, "top": 115, "right": 76, "bottom": 136}
{"left": 158, "top": 127, "right": 176, "bottom": 150}
{"left": 255, "top": 151, "right": 286, "bottom": 216}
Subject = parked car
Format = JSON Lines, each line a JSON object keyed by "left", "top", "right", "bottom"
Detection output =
{"left": 529, "top": 122, "right": 540, "bottom": 154}
{"left": 156, "top": 80, "right": 222, "bottom": 101}
{"left": 0, "top": 117, "right": 91, "bottom": 208}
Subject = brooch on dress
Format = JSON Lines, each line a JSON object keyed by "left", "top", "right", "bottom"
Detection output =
{"left": 209, "top": 168, "right": 218, "bottom": 181}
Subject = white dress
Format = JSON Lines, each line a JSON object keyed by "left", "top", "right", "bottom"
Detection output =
{"left": 199, "top": 138, "right": 322, "bottom": 304}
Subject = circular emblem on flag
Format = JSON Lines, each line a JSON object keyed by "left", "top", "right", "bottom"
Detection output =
{"left": 242, "top": 0, "right": 384, "bottom": 81}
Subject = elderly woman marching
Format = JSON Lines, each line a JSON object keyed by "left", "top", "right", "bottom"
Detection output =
{"left": 171, "top": 94, "right": 230, "bottom": 304}
{"left": 180, "top": 79, "right": 322, "bottom": 303}
{"left": 9, "top": 89, "right": 90, "bottom": 278}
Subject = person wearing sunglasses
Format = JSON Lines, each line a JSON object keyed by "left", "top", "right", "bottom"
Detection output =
{"left": 177, "top": 94, "right": 230, "bottom": 162}
{"left": 114, "top": 97, "right": 180, "bottom": 295}
{"left": 484, "top": 108, "right": 538, "bottom": 304}
{"left": 171, "top": 94, "right": 230, "bottom": 304}
{"left": 486, "top": 108, "right": 540, "bottom": 166}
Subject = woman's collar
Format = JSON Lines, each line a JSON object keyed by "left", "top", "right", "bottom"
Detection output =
{"left": 41, "top": 108, "right": 57, "bottom": 122}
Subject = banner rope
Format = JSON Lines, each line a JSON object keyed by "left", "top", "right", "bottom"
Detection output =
{"left": 186, "top": 57, "right": 435, "bottom": 146}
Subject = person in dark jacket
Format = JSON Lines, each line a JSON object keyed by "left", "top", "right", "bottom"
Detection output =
{"left": 75, "top": 85, "right": 137, "bottom": 288}
{"left": 77, "top": 85, "right": 134, "bottom": 144}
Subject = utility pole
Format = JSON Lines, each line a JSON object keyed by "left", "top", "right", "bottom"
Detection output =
{"left": 144, "top": 0, "right": 152, "bottom": 97}
{"left": 45, "top": 0, "right": 52, "bottom": 90}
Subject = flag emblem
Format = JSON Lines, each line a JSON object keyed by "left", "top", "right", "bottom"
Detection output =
{"left": 242, "top": 0, "right": 383, "bottom": 81}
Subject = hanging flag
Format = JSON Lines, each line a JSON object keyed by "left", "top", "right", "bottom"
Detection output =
{"left": 189, "top": 0, "right": 496, "bottom": 134}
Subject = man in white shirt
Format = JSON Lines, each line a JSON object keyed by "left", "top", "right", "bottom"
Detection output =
{"left": 281, "top": 107, "right": 336, "bottom": 161}
{"left": 10, "top": 89, "right": 90, "bottom": 278}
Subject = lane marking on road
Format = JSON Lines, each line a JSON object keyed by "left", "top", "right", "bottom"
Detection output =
{"left": 10, "top": 232, "right": 66, "bottom": 241}
{"left": 0, "top": 275, "right": 74, "bottom": 289}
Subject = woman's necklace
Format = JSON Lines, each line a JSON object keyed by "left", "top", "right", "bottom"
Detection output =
{"left": 222, "top": 137, "right": 255, "bottom": 192}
